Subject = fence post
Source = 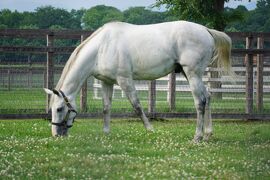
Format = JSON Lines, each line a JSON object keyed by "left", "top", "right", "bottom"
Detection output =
{"left": 256, "top": 37, "right": 264, "bottom": 112}
{"left": 168, "top": 72, "right": 176, "bottom": 111}
{"left": 80, "top": 34, "right": 88, "bottom": 112}
{"left": 43, "top": 64, "right": 47, "bottom": 89}
{"left": 148, "top": 80, "right": 156, "bottom": 116}
{"left": 245, "top": 34, "right": 253, "bottom": 115}
{"left": 46, "top": 32, "right": 54, "bottom": 112}
{"left": 8, "top": 64, "right": 11, "bottom": 91}
{"left": 28, "top": 55, "right": 32, "bottom": 89}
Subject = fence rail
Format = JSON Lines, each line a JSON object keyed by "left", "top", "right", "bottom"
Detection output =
{"left": 1, "top": 46, "right": 270, "bottom": 55}
{"left": 0, "top": 46, "right": 76, "bottom": 54}
{"left": 0, "top": 29, "right": 92, "bottom": 38}
{"left": 0, "top": 29, "right": 270, "bottom": 120}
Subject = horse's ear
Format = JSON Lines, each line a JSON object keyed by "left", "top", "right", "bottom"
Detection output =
{"left": 52, "top": 89, "right": 60, "bottom": 96}
{"left": 44, "top": 88, "right": 60, "bottom": 96}
{"left": 44, "top": 88, "right": 53, "bottom": 95}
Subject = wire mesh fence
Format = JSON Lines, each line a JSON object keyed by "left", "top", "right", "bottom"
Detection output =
{"left": 0, "top": 29, "right": 270, "bottom": 119}
{"left": 0, "top": 56, "right": 270, "bottom": 117}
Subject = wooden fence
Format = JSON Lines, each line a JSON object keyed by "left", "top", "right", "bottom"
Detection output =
{"left": 0, "top": 29, "right": 270, "bottom": 120}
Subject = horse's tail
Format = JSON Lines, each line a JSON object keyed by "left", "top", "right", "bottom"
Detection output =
{"left": 207, "top": 28, "right": 235, "bottom": 78}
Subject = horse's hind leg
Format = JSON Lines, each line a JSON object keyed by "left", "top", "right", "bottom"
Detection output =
{"left": 101, "top": 81, "right": 113, "bottom": 133}
{"left": 117, "top": 76, "right": 153, "bottom": 131}
{"left": 204, "top": 89, "right": 213, "bottom": 141}
{"left": 184, "top": 70, "right": 208, "bottom": 142}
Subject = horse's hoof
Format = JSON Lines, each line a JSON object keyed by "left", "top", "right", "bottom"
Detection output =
{"left": 193, "top": 135, "right": 203, "bottom": 143}
{"left": 203, "top": 133, "right": 213, "bottom": 141}
{"left": 146, "top": 125, "right": 154, "bottom": 132}
{"left": 103, "top": 128, "right": 110, "bottom": 134}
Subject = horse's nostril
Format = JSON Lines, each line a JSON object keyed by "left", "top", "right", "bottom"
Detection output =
{"left": 52, "top": 125, "right": 62, "bottom": 137}
{"left": 62, "top": 127, "right": 68, "bottom": 136}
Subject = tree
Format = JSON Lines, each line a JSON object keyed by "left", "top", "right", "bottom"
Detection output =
{"left": 70, "top": 9, "right": 86, "bottom": 29}
{"left": 226, "top": 0, "right": 270, "bottom": 32}
{"left": 225, "top": 5, "right": 249, "bottom": 32}
{"left": 123, "top": 7, "right": 169, "bottom": 25}
{"left": 155, "top": 0, "right": 250, "bottom": 30}
{"left": 35, "top": 6, "right": 75, "bottom": 29}
{"left": 0, "top": 7, "right": 83, "bottom": 30}
{"left": 19, "top": 12, "right": 37, "bottom": 28}
{"left": 245, "top": 0, "right": 270, "bottom": 32}
{"left": 0, "top": 9, "right": 23, "bottom": 28}
{"left": 82, "top": 5, "right": 123, "bottom": 30}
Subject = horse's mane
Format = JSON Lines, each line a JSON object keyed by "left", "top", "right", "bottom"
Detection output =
{"left": 56, "top": 27, "right": 103, "bottom": 90}
{"left": 49, "top": 27, "right": 103, "bottom": 107}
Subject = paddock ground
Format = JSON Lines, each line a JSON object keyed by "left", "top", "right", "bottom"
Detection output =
{"left": 0, "top": 119, "right": 269, "bottom": 179}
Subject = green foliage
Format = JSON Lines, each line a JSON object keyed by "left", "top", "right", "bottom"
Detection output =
{"left": 0, "top": 5, "right": 178, "bottom": 30}
{"left": 81, "top": 5, "right": 178, "bottom": 29}
{"left": 49, "top": 25, "right": 66, "bottom": 30}
{"left": 0, "top": 2, "right": 268, "bottom": 32}
{"left": 0, "top": 119, "right": 270, "bottom": 178}
{"left": 19, "top": 12, "right": 37, "bottom": 29}
{"left": 155, "top": 0, "right": 269, "bottom": 32}
{"left": 225, "top": 5, "right": 250, "bottom": 32}
{"left": 35, "top": 6, "right": 77, "bottom": 29}
{"left": 0, "top": 24, "right": 8, "bottom": 29}
{"left": 155, "top": 0, "right": 245, "bottom": 30}
{"left": 82, "top": 5, "right": 123, "bottom": 30}
{"left": 69, "top": 9, "right": 86, "bottom": 29}
{"left": 123, "top": 7, "right": 170, "bottom": 25}
{"left": 0, "top": 9, "right": 23, "bottom": 28}
{"left": 226, "top": 0, "right": 270, "bottom": 32}
{"left": 0, "top": 6, "right": 84, "bottom": 30}
{"left": 19, "top": 24, "right": 39, "bottom": 29}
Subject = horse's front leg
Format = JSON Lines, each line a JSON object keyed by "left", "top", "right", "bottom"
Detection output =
{"left": 117, "top": 76, "right": 154, "bottom": 131}
{"left": 101, "top": 82, "right": 113, "bottom": 133}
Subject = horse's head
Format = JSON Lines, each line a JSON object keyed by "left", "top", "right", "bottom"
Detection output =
{"left": 44, "top": 88, "right": 77, "bottom": 137}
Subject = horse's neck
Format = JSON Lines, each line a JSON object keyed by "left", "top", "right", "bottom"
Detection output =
{"left": 59, "top": 42, "right": 98, "bottom": 101}
{"left": 60, "top": 65, "right": 89, "bottom": 101}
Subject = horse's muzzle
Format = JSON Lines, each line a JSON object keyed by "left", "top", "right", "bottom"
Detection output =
{"left": 52, "top": 125, "right": 68, "bottom": 137}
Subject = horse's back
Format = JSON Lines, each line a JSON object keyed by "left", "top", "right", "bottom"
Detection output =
{"left": 93, "top": 21, "right": 214, "bottom": 81}
{"left": 100, "top": 20, "right": 214, "bottom": 60}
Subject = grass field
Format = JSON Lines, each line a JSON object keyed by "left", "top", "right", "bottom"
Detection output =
{"left": 0, "top": 119, "right": 270, "bottom": 179}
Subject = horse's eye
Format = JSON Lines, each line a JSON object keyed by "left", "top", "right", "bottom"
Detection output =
{"left": 57, "top": 107, "right": 63, "bottom": 112}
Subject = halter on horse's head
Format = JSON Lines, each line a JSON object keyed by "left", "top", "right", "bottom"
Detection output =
{"left": 44, "top": 88, "right": 77, "bottom": 136}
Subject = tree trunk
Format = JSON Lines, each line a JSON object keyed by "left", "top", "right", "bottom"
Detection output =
{"left": 213, "top": 0, "right": 226, "bottom": 31}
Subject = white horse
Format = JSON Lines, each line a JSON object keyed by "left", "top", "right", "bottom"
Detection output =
{"left": 44, "top": 21, "right": 233, "bottom": 142}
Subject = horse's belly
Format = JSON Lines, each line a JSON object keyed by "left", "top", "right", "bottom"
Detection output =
{"left": 132, "top": 58, "right": 175, "bottom": 80}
